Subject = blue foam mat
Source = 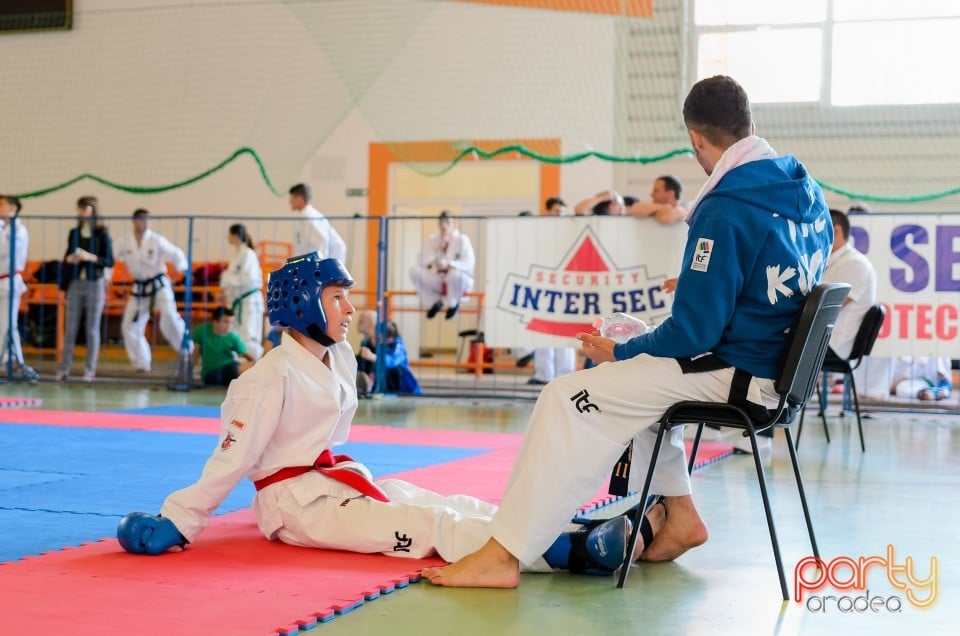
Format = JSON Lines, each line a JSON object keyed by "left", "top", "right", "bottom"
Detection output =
{"left": 0, "top": 422, "right": 486, "bottom": 562}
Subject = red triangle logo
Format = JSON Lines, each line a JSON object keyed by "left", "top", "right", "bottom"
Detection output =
{"left": 564, "top": 236, "right": 609, "bottom": 272}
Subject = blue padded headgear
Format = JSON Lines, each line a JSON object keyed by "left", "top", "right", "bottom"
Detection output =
{"left": 267, "top": 254, "right": 354, "bottom": 345}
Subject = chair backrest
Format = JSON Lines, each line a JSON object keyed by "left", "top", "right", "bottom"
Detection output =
{"left": 848, "top": 304, "right": 886, "bottom": 360}
{"left": 775, "top": 283, "right": 851, "bottom": 408}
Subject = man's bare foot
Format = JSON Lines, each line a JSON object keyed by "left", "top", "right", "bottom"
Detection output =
{"left": 631, "top": 500, "right": 667, "bottom": 561}
{"left": 421, "top": 538, "right": 520, "bottom": 588}
{"left": 640, "top": 495, "right": 708, "bottom": 562}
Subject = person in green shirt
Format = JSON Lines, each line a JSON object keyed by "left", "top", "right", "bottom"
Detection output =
{"left": 192, "top": 306, "right": 255, "bottom": 386}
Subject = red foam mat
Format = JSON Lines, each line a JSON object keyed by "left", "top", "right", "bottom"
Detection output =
{"left": 0, "top": 407, "right": 220, "bottom": 432}
{"left": 0, "top": 412, "right": 733, "bottom": 635}
{"left": 0, "top": 510, "right": 438, "bottom": 636}
{"left": 0, "top": 397, "right": 42, "bottom": 408}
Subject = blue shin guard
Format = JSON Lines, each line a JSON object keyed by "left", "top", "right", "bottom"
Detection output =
{"left": 544, "top": 516, "right": 631, "bottom": 575}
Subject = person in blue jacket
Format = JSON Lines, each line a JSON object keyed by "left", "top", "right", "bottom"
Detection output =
{"left": 423, "top": 75, "right": 834, "bottom": 588}
{"left": 356, "top": 310, "right": 421, "bottom": 396}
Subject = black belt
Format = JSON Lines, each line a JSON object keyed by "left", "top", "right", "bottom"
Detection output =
{"left": 131, "top": 273, "right": 166, "bottom": 298}
{"left": 608, "top": 355, "right": 769, "bottom": 497}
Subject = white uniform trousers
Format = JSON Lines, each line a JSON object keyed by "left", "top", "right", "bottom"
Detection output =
{"left": 274, "top": 478, "right": 496, "bottom": 563}
{"left": 852, "top": 356, "right": 895, "bottom": 400}
{"left": 231, "top": 292, "right": 264, "bottom": 360}
{"left": 490, "top": 354, "right": 777, "bottom": 566}
{"left": 409, "top": 266, "right": 473, "bottom": 308}
{"left": 532, "top": 347, "right": 577, "bottom": 383}
{"left": 0, "top": 279, "right": 25, "bottom": 365}
{"left": 121, "top": 281, "right": 184, "bottom": 372}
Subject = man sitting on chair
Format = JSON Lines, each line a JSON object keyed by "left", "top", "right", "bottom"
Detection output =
{"left": 422, "top": 75, "right": 834, "bottom": 588}
{"left": 409, "top": 210, "right": 475, "bottom": 320}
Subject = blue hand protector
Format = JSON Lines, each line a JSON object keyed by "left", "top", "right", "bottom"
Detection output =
{"left": 117, "top": 512, "right": 187, "bottom": 555}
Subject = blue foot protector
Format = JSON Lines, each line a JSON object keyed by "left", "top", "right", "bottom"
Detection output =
{"left": 936, "top": 379, "right": 952, "bottom": 400}
{"left": 544, "top": 516, "right": 631, "bottom": 575}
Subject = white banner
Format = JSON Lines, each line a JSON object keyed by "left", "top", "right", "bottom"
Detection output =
{"left": 482, "top": 213, "right": 960, "bottom": 359}
{"left": 483, "top": 216, "right": 687, "bottom": 347}
{"left": 848, "top": 214, "right": 960, "bottom": 358}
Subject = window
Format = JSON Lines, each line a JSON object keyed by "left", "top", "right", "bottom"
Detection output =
{"left": 693, "top": 0, "right": 960, "bottom": 106}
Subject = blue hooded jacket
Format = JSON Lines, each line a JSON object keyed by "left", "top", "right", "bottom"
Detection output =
{"left": 614, "top": 155, "right": 833, "bottom": 379}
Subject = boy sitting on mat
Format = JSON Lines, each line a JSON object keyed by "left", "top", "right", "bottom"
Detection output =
{"left": 117, "top": 255, "right": 665, "bottom": 576}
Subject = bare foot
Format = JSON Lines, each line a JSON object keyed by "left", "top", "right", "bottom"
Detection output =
{"left": 640, "top": 495, "right": 708, "bottom": 562}
{"left": 631, "top": 501, "right": 667, "bottom": 561}
{"left": 421, "top": 538, "right": 520, "bottom": 588}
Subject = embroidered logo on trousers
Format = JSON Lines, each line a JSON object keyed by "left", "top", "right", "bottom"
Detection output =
{"left": 393, "top": 531, "right": 413, "bottom": 552}
{"left": 571, "top": 389, "right": 601, "bottom": 413}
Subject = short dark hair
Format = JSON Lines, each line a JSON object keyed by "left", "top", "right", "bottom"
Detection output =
{"left": 545, "top": 196, "right": 566, "bottom": 210}
{"left": 830, "top": 209, "right": 851, "bottom": 241}
{"left": 211, "top": 306, "right": 235, "bottom": 321}
{"left": 658, "top": 175, "right": 682, "bottom": 199}
{"left": 132, "top": 208, "right": 149, "bottom": 219}
{"left": 592, "top": 200, "right": 612, "bottom": 215}
{"left": 622, "top": 196, "right": 638, "bottom": 207}
{"left": 848, "top": 203, "right": 871, "bottom": 215}
{"left": 289, "top": 183, "right": 311, "bottom": 201}
{"left": 0, "top": 194, "right": 21, "bottom": 214}
{"left": 77, "top": 196, "right": 99, "bottom": 215}
{"left": 384, "top": 320, "right": 400, "bottom": 340}
{"left": 683, "top": 75, "right": 752, "bottom": 148}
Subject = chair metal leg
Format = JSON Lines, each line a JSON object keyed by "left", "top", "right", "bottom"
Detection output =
{"left": 618, "top": 422, "right": 669, "bottom": 588}
{"left": 797, "top": 405, "right": 806, "bottom": 446}
{"left": 817, "top": 385, "right": 830, "bottom": 444}
{"left": 687, "top": 423, "right": 704, "bottom": 475}
{"left": 818, "top": 371, "right": 828, "bottom": 413}
{"left": 784, "top": 427, "right": 821, "bottom": 566}
{"left": 746, "top": 424, "right": 790, "bottom": 601}
{"left": 848, "top": 372, "right": 866, "bottom": 452}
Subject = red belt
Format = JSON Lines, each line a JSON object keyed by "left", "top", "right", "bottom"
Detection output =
{"left": 439, "top": 270, "right": 448, "bottom": 296}
{"left": 254, "top": 449, "right": 390, "bottom": 502}
{"left": 0, "top": 270, "right": 23, "bottom": 280}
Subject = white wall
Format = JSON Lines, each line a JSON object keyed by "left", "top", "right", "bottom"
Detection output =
{"left": 4, "top": 0, "right": 956, "bottom": 266}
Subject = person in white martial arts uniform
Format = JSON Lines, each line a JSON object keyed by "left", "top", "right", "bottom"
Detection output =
{"left": 117, "top": 255, "right": 655, "bottom": 575}
{"left": 527, "top": 197, "right": 577, "bottom": 385}
{"left": 220, "top": 223, "right": 265, "bottom": 361}
{"left": 890, "top": 356, "right": 952, "bottom": 401}
{"left": 422, "top": 75, "right": 834, "bottom": 588}
{"left": 288, "top": 183, "right": 347, "bottom": 263}
{"left": 409, "top": 210, "right": 475, "bottom": 320}
{"left": 115, "top": 209, "right": 189, "bottom": 373}
{"left": 820, "top": 208, "right": 887, "bottom": 401}
{"left": 0, "top": 194, "right": 39, "bottom": 382}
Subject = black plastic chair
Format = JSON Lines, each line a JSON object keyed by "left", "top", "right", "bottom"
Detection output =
{"left": 797, "top": 304, "right": 885, "bottom": 452}
{"left": 617, "top": 283, "right": 850, "bottom": 600}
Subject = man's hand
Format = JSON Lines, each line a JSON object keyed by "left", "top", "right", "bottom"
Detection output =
{"left": 576, "top": 332, "right": 617, "bottom": 364}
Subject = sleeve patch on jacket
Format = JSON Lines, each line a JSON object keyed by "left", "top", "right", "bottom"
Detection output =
{"left": 691, "top": 238, "right": 714, "bottom": 272}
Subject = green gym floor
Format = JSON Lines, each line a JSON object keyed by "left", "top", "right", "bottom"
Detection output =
{"left": 2, "top": 381, "right": 957, "bottom": 636}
